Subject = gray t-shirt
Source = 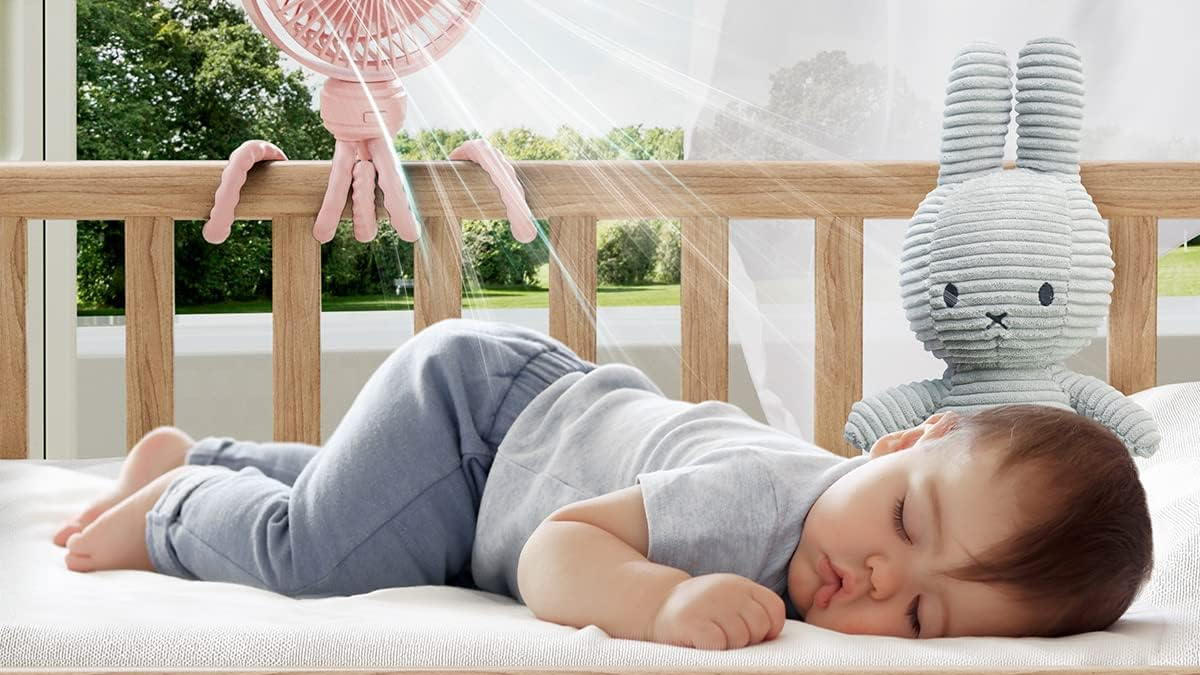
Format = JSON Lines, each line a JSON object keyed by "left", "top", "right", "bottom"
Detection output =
{"left": 471, "top": 362, "right": 870, "bottom": 620}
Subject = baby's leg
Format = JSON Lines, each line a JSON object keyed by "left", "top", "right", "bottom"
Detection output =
{"left": 138, "top": 318, "right": 593, "bottom": 597}
{"left": 56, "top": 433, "right": 316, "bottom": 547}
{"left": 186, "top": 437, "right": 320, "bottom": 487}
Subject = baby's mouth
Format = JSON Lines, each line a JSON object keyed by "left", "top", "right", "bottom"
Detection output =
{"left": 815, "top": 555, "right": 843, "bottom": 609}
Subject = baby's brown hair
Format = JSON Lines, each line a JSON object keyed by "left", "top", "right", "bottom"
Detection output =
{"left": 937, "top": 404, "right": 1154, "bottom": 637}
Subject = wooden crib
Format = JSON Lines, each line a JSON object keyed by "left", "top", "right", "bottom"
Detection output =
{"left": 0, "top": 159, "right": 1197, "bottom": 675}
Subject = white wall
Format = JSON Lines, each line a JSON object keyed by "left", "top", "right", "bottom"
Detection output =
{"left": 71, "top": 300, "right": 1200, "bottom": 459}
{"left": 73, "top": 308, "right": 769, "bottom": 458}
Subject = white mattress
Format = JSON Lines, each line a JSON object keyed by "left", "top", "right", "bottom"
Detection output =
{"left": 2, "top": 383, "right": 1199, "bottom": 669}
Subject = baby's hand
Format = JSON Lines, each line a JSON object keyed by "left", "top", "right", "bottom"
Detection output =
{"left": 649, "top": 573, "right": 786, "bottom": 650}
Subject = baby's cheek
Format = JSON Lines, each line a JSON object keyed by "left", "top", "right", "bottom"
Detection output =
{"left": 811, "top": 488, "right": 858, "bottom": 522}
{"left": 824, "top": 610, "right": 890, "bottom": 637}
{"left": 825, "top": 474, "right": 871, "bottom": 506}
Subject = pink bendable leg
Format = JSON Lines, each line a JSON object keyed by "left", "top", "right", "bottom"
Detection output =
{"left": 448, "top": 139, "right": 537, "bottom": 243}
{"left": 312, "top": 140, "right": 358, "bottom": 244}
{"left": 367, "top": 135, "right": 421, "bottom": 242}
{"left": 351, "top": 158, "right": 379, "bottom": 242}
{"left": 204, "top": 140, "right": 288, "bottom": 245}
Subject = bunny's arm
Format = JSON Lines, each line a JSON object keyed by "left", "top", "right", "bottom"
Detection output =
{"left": 844, "top": 376, "right": 950, "bottom": 453}
{"left": 1047, "top": 365, "right": 1160, "bottom": 458}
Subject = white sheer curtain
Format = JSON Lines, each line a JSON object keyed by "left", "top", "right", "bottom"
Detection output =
{"left": 682, "top": 0, "right": 1200, "bottom": 441}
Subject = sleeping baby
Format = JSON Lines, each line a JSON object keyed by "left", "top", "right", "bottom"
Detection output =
{"left": 53, "top": 318, "right": 1153, "bottom": 649}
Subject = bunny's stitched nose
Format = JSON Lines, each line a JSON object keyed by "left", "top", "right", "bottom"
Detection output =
{"left": 986, "top": 311, "right": 1009, "bottom": 329}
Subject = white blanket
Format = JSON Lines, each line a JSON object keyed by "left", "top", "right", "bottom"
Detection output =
{"left": 2, "top": 383, "right": 1198, "bottom": 668}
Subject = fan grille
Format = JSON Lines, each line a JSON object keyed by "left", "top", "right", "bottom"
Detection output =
{"left": 259, "top": 0, "right": 484, "bottom": 77}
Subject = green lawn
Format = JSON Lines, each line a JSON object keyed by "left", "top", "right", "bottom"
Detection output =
{"left": 1160, "top": 246, "right": 1200, "bottom": 296}
{"left": 78, "top": 261, "right": 680, "bottom": 316}
{"left": 78, "top": 284, "right": 680, "bottom": 316}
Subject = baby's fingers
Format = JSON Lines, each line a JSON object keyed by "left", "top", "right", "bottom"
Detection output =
{"left": 712, "top": 611, "right": 750, "bottom": 649}
{"left": 690, "top": 620, "right": 729, "bottom": 651}
{"left": 740, "top": 597, "right": 774, "bottom": 644}
{"left": 750, "top": 585, "right": 787, "bottom": 640}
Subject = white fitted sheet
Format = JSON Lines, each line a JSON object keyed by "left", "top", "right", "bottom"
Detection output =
{"left": 2, "top": 383, "right": 1198, "bottom": 669}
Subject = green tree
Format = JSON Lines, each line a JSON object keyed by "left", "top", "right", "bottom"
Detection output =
{"left": 321, "top": 224, "right": 414, "bottom": 297}
{"left": 77, "top": 0, "right": 330, "bottom": 308}
{"left": 78, "top": 0, "right": 330, "bottom": 162}
{"left": 655, "top": 222, "right": 681, "bottom": 284}
{"left": 75, "top": 0, "right": 688, "bottom": 309}
{"left": 462, "top": 220, "right": 545, "bottom": 287}
{"left": 602, "top": 124, "right": 684, "bottom": 160}
{"left": 691, "top": 50, "right": 933, "bottom": 160}
{"left": 554, "top": 124, "right": 683, "bottom": 160}
{"left": 396, "top": 129, "right": 481, "bottom": 160}
{"left": 487, "top": 127, "right": 565, "bottom": 160}
{"left": 597, "top": 221, "right": 660, "bottom": 285}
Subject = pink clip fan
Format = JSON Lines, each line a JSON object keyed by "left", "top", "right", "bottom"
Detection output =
{"left": 203, "top": 0, "right": 537, "bottom": 245}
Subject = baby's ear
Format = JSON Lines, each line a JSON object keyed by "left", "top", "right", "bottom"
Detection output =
{"left": 869, "top": 426, "right": 925, "bottom": 459}
{"left": 922, "top": 412, "right": 949, "bottom": 427}
{"left": 921, "top": 410, "right": 960, "bottom": 429}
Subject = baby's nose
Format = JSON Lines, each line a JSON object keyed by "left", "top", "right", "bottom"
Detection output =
{"left": 985, "top": 311, "right": 1008, "bottom": 327}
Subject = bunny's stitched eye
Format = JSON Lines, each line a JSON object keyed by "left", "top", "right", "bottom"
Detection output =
{"left": 943, "top": 283, "right": 959, "bottom": 308}
{"left": 1039, "top": 282, "right": 1055, "bottom": 306}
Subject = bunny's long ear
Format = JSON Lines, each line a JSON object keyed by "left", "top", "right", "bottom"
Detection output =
{"left": 937, "top": 42, "right": 1012, "bottom": 186}
{"left": 1015, "top": 37, "right": 1084, "bottom": 177}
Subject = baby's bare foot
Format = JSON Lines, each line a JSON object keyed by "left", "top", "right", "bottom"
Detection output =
{"left": 53, "top": 427, "right": 194, "bottom": 547}
{"left": 64, "top": 466, "right": 195, "bottom": 573}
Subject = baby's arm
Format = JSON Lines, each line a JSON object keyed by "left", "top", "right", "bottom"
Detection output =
{"left": 518, "top": 487, "right": 785, "bottom": 649}
{"left": 518, "top": 486, "right": 688, "bottom": 642}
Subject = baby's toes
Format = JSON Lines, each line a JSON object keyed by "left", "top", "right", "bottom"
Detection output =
{"left": 64, "top": 551, "right": 96, "bottom": 572}
{"left": 64, "top": 532, "right": 97, "bottom": 572}
{"left": 53, "top": 494, "right": 122, "bottom": 547}
{"left": 52, "top": 520, "right": 84, "bottom": 547}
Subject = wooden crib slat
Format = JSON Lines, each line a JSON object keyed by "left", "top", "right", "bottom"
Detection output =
{"left": 1108, "top": 215, "right": 1159, "bottom": 394}
{"left": 549, "top": 216, "right": 597, "bottom": 362}
{"left": 272, "top": 215, "right": 321, "bottom": 445}
{"left": 815, "top": 216, "right": 864, "bottom": 458}
{"left": 124, "top": 216, "right": 175, "bottom": 450}
{"left": 0, "top": 217, "right": 28, "bottom": 459}
{"left": 680, "top": 217, "right": 729, "bottom": 403}
{"left": 413, "top": 216, "right": 463, "bottom": 333}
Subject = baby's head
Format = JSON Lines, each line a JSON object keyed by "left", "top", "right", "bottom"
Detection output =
{"left": 789, "top": 404, "right": 1153, "bottom": 638}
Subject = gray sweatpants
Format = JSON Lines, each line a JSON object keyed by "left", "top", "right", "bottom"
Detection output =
{"left": 144, "top": 318, "right": 595, "bottom": 598}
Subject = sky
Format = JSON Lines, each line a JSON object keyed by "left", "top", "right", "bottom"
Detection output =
{"left": 273, "top": 0, "right": 1200, "bottom": 150}
{"left": 688, "top": 0, "right": 1200, "bottom": 157}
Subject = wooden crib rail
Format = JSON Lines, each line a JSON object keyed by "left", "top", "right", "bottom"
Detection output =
{"left": 3, "top": 160, "right": 1197, "bottom": 461}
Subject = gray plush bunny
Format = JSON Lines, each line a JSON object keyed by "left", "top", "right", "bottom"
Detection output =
{"left": 843, "top": 37, "right": 1160, "bottom": 459}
